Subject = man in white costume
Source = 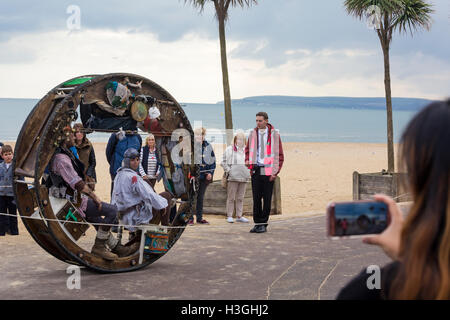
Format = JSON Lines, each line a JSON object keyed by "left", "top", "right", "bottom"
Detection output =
{"left": 112, "top": 148, "right": 170, "bottom": 233}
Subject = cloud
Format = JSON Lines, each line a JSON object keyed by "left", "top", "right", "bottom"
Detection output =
{"left": 389, "top": 52, "right": 450, "bottom": 99}
{"left": 0, "top": 0, "right": 217, "bottom": 43}
{"left": 0, "top": 29, "right": 224, "bottom": 102}
{"left": 0, "top": 0, "right": 448, "bottom": 101}
{"left": 226, "top": 47, "right": 449, "bottom": 100}
{"left": 0, "top": 39, "right": 37, "bottom": 64}
{"left": 226, "top": 0, "right": 450, "bottom": 66}
{"left": 3, "top": 0, "right": 447, "bottom": 61}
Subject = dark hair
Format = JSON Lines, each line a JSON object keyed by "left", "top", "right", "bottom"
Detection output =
{"left": 1, "top": 145, "right": 13, "bottom": 155}
{"left": 256, "top": 112, "right": 268, "bottom": 120}
{"left": 390, "top": 98, "right": 450, "bottom": 299}
{"left": 73, "top": 123, "right": 86, "bottom": 140}
{"left": 73, "top": 123, "right": 84, "bottom": 131}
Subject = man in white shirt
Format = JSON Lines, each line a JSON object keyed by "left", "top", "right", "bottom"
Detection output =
{"left": 245, "top": 112, "right": 284, "bottom": 233}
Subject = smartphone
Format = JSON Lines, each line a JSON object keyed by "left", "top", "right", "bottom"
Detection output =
{"left": 326, "top": 200, "right": 390, "bottom": 239}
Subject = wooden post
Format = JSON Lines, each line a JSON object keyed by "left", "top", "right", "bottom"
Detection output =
{"left": 273, "top": 176, "right": 282, "bottom": 215}
{"left": 353, "top": 171, "right": 360, "bottom": 200}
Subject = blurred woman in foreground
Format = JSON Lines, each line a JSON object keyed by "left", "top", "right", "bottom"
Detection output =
{"left": 337, "top": 99, "right": 450, "bottom": 300}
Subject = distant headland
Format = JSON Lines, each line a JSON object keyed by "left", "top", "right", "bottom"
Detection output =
{"left": 218, "top": 95, "right": 433, "bottom": 111}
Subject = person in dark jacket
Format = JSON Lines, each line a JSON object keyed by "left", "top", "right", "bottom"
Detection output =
{"left": 189, "top": 127, "right": 215, "bottom": 225}
{"left": 73, "top": 123, "right": 97, "bottom": 191}
{"left": 0, "top": 145, "right": 18, "bottom": 235}
{"left": 105, "top": 130, "right": 142, "bottom": 195}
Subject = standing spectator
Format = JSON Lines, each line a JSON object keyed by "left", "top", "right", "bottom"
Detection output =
{"left": 106, "top": 130, "right": 142, "bottom": 195}
{"left": 190, "top": 127, "right": 215, "bottom": 225}
{"left": 73, "top": 123, "right": 97, "bottom": 191}
{"left": 245, "top": 112, "right": 284, "bottom": 233}
{"left": 221, "top": 131, "right": 250, "bottom": 223}
{"left": 139, "top": 133, "right": 161, "bottom": 189}
{"left": 0, "top": 145, "right": 18, "bottom": 236}
{"left": 337, "top": 99, "right": 450, "bottom": 300}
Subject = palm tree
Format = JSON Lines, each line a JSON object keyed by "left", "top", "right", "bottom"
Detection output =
{"left": 185, "top": 0, "right": 258, "bottom": 145}
{"left": 344, "top": 0, "right": 433, "bottom": 172}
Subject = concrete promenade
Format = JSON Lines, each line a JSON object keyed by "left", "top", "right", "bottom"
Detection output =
{"left": 0, "top": 213, "right": 391, "bottom": 300}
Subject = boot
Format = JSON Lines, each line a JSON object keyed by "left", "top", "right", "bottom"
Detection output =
{"left": 111, "top": 242, "right": 140, "bottom": 258}
{"left": 91, "top": 237, "right": 118, "bottom": 261}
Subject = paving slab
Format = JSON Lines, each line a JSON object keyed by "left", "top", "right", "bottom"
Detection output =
{"left": 0, "top": 214, "right": 391, "bottom": 300}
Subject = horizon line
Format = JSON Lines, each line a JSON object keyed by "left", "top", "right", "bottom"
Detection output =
{"left": 0, "top": 95, "right": 438, "bottom": 105}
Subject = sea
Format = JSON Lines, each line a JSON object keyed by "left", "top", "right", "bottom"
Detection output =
{"left": 0, "top": 98, "right": 423, "bottom": 144}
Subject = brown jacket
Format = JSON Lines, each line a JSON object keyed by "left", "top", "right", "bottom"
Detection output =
{"left": 76, "top": 138, "right": 97, "bottom": 181}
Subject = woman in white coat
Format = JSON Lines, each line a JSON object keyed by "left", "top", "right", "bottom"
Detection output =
{"left": 221, "top": 131, "right": 251, "bottom": 223}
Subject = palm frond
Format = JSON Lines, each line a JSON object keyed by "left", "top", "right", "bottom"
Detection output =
{"left": 226, "top": 0, "right": 258, "bottom": 9}
{"left": 392, "top": 0, "right": 433, "bottom": 36}
{"left": 344, "top": 0, "right": 402, "bottom": 19}
{"left": 184, "top": 0, "right": 257, "bottom": 21}
{"left": 183, "top": 0, "right": 209, "bottom": 13}
{"left": 224, "top": 0, "right": 257, "bottom": 20}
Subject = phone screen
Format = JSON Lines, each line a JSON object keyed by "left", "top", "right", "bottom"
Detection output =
{"left": 327, "top": 201, "right": 389, "bottom": 238}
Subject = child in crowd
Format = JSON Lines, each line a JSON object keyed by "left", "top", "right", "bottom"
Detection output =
{"left": 0, "top": 145, "right": 19, "bottom": 236}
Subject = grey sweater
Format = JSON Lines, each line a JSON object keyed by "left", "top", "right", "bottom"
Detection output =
{"left": 221, "top": 145, "right": 250, "bottom": 183}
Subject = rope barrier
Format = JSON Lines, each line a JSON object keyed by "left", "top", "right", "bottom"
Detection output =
{"left": 0, "top": 194, "right": 413, "bottom": 235}
{"left": 80, "top": 128, "right": 174, "bottom": 137}
{"left": 0, "top": 210, "right": 187, "bottom": 230}
{"left": 0, "top": 210, "right": 320, "bottom": 231}
{"left": 0, "top": 184, "right": 412, "bottom": 231}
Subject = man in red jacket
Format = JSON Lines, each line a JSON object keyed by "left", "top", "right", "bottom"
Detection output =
{"left": 245, "top": 112, "right": 284, "bottom": 233}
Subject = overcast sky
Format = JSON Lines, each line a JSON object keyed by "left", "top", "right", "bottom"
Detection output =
{"left": 0, "top": 0, "right": 449, "bottom": 103}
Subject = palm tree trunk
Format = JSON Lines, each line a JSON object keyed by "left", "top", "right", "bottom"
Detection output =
{"left": 218, "top": 16, "right": 234, "bottom": 145}
{"left": 382, "top": 43, "right": 395, "bottom": 173}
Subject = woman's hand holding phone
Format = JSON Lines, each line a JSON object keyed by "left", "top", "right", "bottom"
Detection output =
{"left": 362, "top": 194, "right": 404, "bottom": 260}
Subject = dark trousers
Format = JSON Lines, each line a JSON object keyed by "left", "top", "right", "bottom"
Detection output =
{"left": 0, "top": 196, "right": 18, "bottom": 235}
{"left": 169, "top": 205, "right": 177, "bottom": 224}
{"left": 110, "top": 177, "right": 115, "bottom": 197}
{"left": 85, "top": 198, "right": 118, "bottom": 231}
{"left": 251, "top": 173, "right": 274, "bottom": 226}
{"left": 150, "top": 191, "right": 171, "bottom": 226}
{"left": 195, "top": 179, "right": 210, "bottom": 221}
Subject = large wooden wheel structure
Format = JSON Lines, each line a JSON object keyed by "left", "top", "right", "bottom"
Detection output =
{"left": 12, "top": 73, "right": 197, "bottom": 273}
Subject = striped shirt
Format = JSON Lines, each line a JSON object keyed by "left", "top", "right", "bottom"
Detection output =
{"left": 139, "top": 147, "right": 158, "bottom": 178}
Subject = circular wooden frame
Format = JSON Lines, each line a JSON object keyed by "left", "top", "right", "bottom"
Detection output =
{"left": 12, "top": 73, "right": 197, "bottom": 273}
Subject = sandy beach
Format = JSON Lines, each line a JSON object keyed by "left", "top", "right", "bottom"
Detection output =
{"left": 97, "top": 141, "right": 393, "bottom": 215}
{"left": 0, "top": 139, "right": 400, "bottom": 278}
{"left": 3, "top": 140, "right": 393, "bottom": 225}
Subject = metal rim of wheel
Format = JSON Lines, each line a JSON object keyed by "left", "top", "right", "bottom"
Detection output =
{"left": 12, "top": 73, "right": 197, "bottom": 273}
